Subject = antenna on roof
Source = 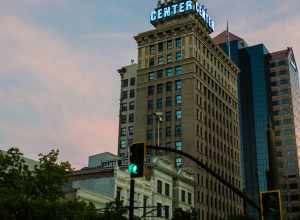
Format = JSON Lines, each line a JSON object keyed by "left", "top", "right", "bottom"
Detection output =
{"left": 227, "top": 20, "right": 231, "bottom": 60}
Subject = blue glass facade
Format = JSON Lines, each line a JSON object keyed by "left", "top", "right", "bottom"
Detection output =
{"left": 218, "top": 39, "right": 270, "bottom": 217}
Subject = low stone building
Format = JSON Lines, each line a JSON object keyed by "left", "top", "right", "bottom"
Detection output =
{"left": 67, "top": 153, "right": 195, "bottom": 219}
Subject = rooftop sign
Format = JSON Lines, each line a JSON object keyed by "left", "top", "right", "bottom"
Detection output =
{"left": 150, "top": 0, "right": 215, "bottom": 32}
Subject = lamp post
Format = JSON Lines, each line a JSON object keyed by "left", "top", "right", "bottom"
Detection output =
{"left": 153, "top": 112, "right": 163, "bottom": 147}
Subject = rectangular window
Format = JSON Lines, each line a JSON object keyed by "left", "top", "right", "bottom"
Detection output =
{"left": 271, "top": 79, "right": 289, "bottom": 86}
{"left": 120, "top": 140, "right": 127, "bottom": 149}
{"left": 167, "top": 40, "right": 173, "bottom": 50}
{"left": 157, "top": 203, "right": 162, "bottom": 217}
{"left": 147, "top": 115, "right": 153, "bottom": 125}
{"left": 166, "top": 82, "right": 172, "bottom": 92}
{"left": 176, "top": 51, "right": 182, "bottom": 60}
{"left": 275, "top": 138, "right": 296, "bottom": 146}
{"left": 273, "top": 118, "right": 292, "bottom": 126}
{"left": 165, "top": 111, "right": 172, "bottom": 122}
{"left": 128, "top": 113, "right": 134, "bottom": 123}
{"left": 175, "top": 66, "right": 183, "bottom": 75}
{"left": 176, "top": 95, "right": 182, "bottom": 105}
{"left": 147, "top": 129, "right": 153, "bottom": 140}
{"left": 130, "top": 77, "right": 136, "bottom": 86}
{"left": 158, "top": 56, "right": 164, "bottom": 65}
{"left": 165, "top": 206, "right": 169, "bottom": 219}
{"left": 275, "top": 129, "right": 293, "bottom": 136}
{"left": 157, "top": 98, "right": 163, "bottom": 109}
{"left": 120, "top": 128, "right": 127, "bottom": 137}
{"left": 120, "top": 115, "right": 127, "bottom": 124}
{"left": 166, "top": 127, "right": 172, "bottom": 137}
{"left": 129, "top": 89, "right": 135, "bottom": 98}
{"left": 121, "top": 79, "right": 128, "bottom": 88}
{"left": 175, "top": 141, "right": 183, "bottom": 151}
{"left": 167, "top": 53, "right": 173, "bottom": 63}
{"left": 188, "top": 192, "right": 192, "bottom": 205}
{"left": 129, "top": 101, "right": 135, "bottom": 110}
{"left": 147, "top": 100, "right": 153, "bottom": 110}
{"left": 157, "top": 70, "right": 163, "bottom": 78}
{"left": 149, "top": 57, "right": 155, "bottom": 66}
{"left": 121, "top": 91, "right": 128, "bottom": 100}
{"left": 175, "top": 125, "right": 182, "bottom": 136}
{"left": 121, "top": 103, "right": 127, "bottom": 112}
{"left": 148, "top": 72, "right": 156, "bottom": 81}
{"left": 181, "top": 190, "right": 186, "bottom": 202}
{"left": 165, "top": 183, "right": 170, "bottom": 196}
{"left": 272, "top": 89, "right": 289, "bottom": 96}
{"left": 166, "top": 68, "right": 173, "bottom": 77}
{"left": 150, "top": 45, "right": 155, "bottom": 55}
{"left": 175, "top": 38, "right": 182, "bottom": 48}
{"left": 166, "top": 96, "right": 172, "bottom": 107}
{"left": 176, "top": 110, "right": 182, "bottom": 120}
{"left": 175, "top": 80, "right": 182, "bottom": 91}
{"left": 157, "top": 84, "right": 163, "bottom": 94}
{"left": 272, "top": 99, "right": 289, "bottom": 106}
{"left": 158, "top": 42, "right": 163, "bottom": 52}
{"left": 273, "top": 109, "right": 290, "bottom": 116}
{"left": 157, "top": 180, "right": 162, "bottom": 194}
{"left": 270, "top": 71, "right": 288, "bottom": 77}
{"left": 176, "top": 156, "right": 183, "bottom": 167}
{"left": 128, "top": 126, "right": 134, "bottom": 136}
{"left": 148, "top": 86, "right": 155, "bottom": 96}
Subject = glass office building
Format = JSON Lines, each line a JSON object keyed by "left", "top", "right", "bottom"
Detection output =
{"left": 214, "top": 32, "right": 300, "bottom": 218}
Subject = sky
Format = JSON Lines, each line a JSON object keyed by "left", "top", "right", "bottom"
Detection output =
{"left": 0, "top": 0, "right": 299, "bottom": 168}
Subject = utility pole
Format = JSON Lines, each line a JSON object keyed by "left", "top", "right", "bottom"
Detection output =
{"left": 129, "top": 178, "right": 135, "bottom": 220}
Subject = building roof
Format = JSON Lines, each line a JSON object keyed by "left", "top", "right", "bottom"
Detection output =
{"left": 213, "top": 31, "right": 244, "bottom": 45}
{"left": 269, "top": 48, "right": 291, "bottom": 59}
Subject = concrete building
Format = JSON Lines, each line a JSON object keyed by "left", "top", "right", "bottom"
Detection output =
{"left": 67, "top": 153, "right": 195, "bottom": 219}
{"left": 214, "top": 31, "right": 300, "bottom": 219}
{"left": 117, "top": 63, "right": 137, "bottom": 159}
{"left": 117, "top": 1, "right": 244, "bottom": 219}
{"left": 268, "top": 48, "right": 300, "bottom": 219}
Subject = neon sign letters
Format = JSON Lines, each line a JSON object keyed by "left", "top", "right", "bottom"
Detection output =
{"left": 150, "top": 0, "right": 215, "bottom": 31}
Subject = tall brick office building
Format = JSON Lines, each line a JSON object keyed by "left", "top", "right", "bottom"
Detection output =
{"left": 118, "top": 0, "right": 244, "bottom": 219}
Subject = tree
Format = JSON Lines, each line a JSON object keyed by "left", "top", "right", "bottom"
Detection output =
{"left": 226, "top": 215, "right": 257, "bottom": 220}
{"left": 102, "top": 199, "right": 128, "bottom": 220}
{"left": 0, "top": 148, "right": 102, "bottom": 220}
{"left": 172, "top": 208, "right": 198, "bottom": 220}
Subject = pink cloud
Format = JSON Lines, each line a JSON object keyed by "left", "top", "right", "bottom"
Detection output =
{"left": 64, "top": 117, "right": 118, "bottom": 155}
{"left": 0, "top": 16, "right": 121, "bottom": 167}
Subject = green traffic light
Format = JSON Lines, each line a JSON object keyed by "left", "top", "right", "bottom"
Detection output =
{"left": 128, "top": 163, "right": 138, "bottom": 174}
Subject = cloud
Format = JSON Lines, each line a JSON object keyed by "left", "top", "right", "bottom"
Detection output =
{"left": 243, "top": 15, "right": 300, "bottom": 67}
{"left": 0, "top": 16, "right": 120, "bottom": 168}
{"left": 0, "top": 0, "right": 299, "bottom": 169}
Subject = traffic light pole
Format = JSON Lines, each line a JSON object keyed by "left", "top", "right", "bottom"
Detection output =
{"left": 129, "top": 178, "right": 135, "bottom": 220}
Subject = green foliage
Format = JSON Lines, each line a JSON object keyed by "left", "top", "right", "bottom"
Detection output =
{"left": 172, "top": 208, "right": 198, "bottom": 220}
{"left": 102, "top": 199, "right": 128, "bottom": 220}
{"left": 226, "top": 215, "right": 257, "bottom": 220}
{"left": 0, "top": 148, "right": 104, "bottom": 220}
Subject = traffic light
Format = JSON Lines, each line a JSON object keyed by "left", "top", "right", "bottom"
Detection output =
{"left": 260, "top": 190, "right": 283, "bottom": 220}
{"left": 128, "top": 143, "right": 146, "bottom": 178}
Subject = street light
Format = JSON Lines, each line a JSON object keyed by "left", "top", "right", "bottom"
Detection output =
{"left": 153, "top": 112, "right": 163, "bottom": 147}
